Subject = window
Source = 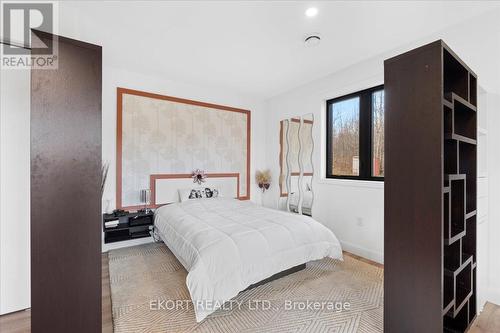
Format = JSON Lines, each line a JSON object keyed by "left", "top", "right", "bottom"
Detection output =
{"left": 326, "top": 85, "right": 384, "bottom": 180}
{"left": 328, "top": 96, "right": 360, "bottom": 176}
{"left": 371, "top": 90, "right": 384, "bottom": 178}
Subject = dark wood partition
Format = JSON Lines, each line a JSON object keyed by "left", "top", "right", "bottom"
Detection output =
{"left": 31, "top": 31, "right": 102, "bottom": 333}
{"left": 385, "top": 40, "right": 477, "bottom": 333}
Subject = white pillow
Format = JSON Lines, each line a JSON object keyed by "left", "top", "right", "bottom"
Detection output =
{"left": 178, "top": 187, "right": 220, "bottom": 202}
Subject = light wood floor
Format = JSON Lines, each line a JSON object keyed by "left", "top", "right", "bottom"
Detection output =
{"left": 470, "top": 302, "right": 500, "bottom": 333}
{"left": 1, "top": 252, "right": 498, "bottom": 333}
{"left": 102, "top": 253, "right": 113, "bottom": 333}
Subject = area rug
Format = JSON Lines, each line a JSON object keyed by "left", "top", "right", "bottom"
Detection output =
{"left": 108, "top": 242, "right": 383, "bottom": 333}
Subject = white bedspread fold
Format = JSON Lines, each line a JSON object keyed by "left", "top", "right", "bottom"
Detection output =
{"left": 154, "top": 198, "right": 342, "bottom": 322}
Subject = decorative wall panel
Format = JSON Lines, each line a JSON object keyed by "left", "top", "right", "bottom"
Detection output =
{"left": 117, "top": 88, "right": 250, "bottom": 209}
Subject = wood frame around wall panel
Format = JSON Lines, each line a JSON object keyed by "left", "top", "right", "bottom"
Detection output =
{"left": 116, "top": 87, "right": 251, "bottom": 210}
{"left": 149, "top": 173, "right": 240, "bottom": 208}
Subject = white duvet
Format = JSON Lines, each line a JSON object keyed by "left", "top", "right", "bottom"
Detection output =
{"left": 154, "top": 197, "right": 343, "bottom": 322}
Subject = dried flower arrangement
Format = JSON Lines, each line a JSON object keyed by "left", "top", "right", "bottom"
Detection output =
{"left": 256, "top": 169, "right": 271, "bottom": 192}
{"left": 192, "top": 169, "right": 207, "bottom": 185}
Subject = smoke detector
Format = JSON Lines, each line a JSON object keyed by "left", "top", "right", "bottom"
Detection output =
{"left": 304, "top": 34, "right": 321, "bottom": 47}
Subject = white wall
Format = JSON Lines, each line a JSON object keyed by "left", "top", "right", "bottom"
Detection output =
{"left": 55, "top": 2, "right": 268, "bottom": 213}
{"left": 0, "top": 31, "right": 268, "bottom": 313}
{"left": 476, "top": 88, "right": 489, "bottom": 310}
{"left": 263, "top": 12, "right": 500, "bottom": 268}
{"left": 101, "top": 65, "right": 267, "bottom": 211}
{"left": 0, "top": 68, "right": 31, "bottom": 314}
{"left": 100, "top": 66, "right": 267, "bottom": 252}
{"left": 486, "top": 92, "right": 500, "bottom": 305}
{"left": 263, "top": 58, "right": 385, "bottom": 263}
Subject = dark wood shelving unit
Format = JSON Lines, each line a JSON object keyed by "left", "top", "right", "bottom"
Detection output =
{"left": 442, "top": 44, "right": 477, "bottom": 333}
{"left": 103, "top": 211, "right": 154, "bottom": 244}
{"left": 385, "top": 40, "right": 477, "bottom": 333}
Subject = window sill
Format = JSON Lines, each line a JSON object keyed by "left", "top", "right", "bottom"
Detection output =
{"left": 317, "top": 177, "right": 384, "bottom": 189}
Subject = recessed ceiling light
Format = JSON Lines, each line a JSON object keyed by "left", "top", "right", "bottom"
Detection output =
{"left": 305, "top": 7, "right": 318, "bottom": 17}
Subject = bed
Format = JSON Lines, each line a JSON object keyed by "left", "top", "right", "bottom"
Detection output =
{"left": 154, "top": 197, "right": 343, "bottom": 322}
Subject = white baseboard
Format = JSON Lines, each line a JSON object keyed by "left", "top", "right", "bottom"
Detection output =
{"left": 340, "top": 240, "right": 384, "bottom": 264}
{"left": 486, "top": 287, "right": 500, "bottom": 306}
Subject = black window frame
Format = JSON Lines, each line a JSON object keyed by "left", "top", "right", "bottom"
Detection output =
{"left": 326, "top": 85, "right": 384, "bottom": 181}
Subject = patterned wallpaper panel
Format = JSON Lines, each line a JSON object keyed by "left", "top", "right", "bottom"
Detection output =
{"left": 120, "top": 92, "right": 249, "bottom": 207}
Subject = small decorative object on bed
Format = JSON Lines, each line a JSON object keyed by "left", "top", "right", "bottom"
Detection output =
{"left": 255, "top": 169, "right": 271, "bottom": 192}
{"left": 192, "top": 169, "right": 207, "bottom": 185}
{"left": 204, "top": 187, "right": 219, "bottom": 198}
{"left": 179, "top": 187, "right": 220, "bottom": 202}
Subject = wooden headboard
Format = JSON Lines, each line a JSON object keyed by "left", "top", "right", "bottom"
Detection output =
{"left": 150, "top": 173, "right": 240, "bottom": 207}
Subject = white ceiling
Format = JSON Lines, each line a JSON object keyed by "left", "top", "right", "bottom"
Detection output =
{"left": 58, "top": 1, "right": 500, "bottom": 99}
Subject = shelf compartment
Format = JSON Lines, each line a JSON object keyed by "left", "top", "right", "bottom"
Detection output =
{"left": 462, "top": 215, "right": 477, "bottom": 264}
{"left": 129, "top": 225, "right": 152, "bottom": 238}
{"left": 445, "top": 140, "right": 458, "bottom": 174}
{"left": 447, "top": 175, "right": 466, "bottom": 241}
{"left": 444, "top": 239, "right": 461, "bottom": 272}
{"left": 443, "top": 92, "right": 477, "bottom": 150}
{"left": 459, "top": 142, "right": 477, "bottom": 214}
{"left": 452, "top": 95, "right": 477, "bottom": 140}
{"left": 444, "top": 190, "right": 451, "bottom": 239}
{"left": 443, "top": 273, "right": 455, "bottom": 315}
{"left": 469, "top": 74, "right": 477, "bottom": 107}
{"left": 443, "top": 252, "right": 470, "bottom": 277}
{"left": 444, "top": 255, "right": 474, "bottom": 328}
{"left": 469, "top": 268, "right": 477, "bottom": 321}
{"left": 444, "top": 255, "right": 474, "bottom": 317}
{"left": 104, "top": 229, "right": 130, "bottom": 243}
{"left": 453, "top": 256, "right": 473, "bottom": 316}
{"left": 444, "top": 48, "right": 470, "bottom": 103}
{"left": 444, "top": 103, "right": 454, "bottom": 135}
{"left": 130, "top": 230, "right": 151, "bottom": 238}
{"left": 444, "top": 299, "right": 469, "bottom": 332}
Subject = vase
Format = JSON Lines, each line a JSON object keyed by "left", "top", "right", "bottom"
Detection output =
{"left": 103, "top": 199, "right": 113, "bottom": 214}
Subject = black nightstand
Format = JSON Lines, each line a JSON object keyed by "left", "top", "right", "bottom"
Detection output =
{"left": 103, "top": 211, "right": 154, "bottom": 244}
